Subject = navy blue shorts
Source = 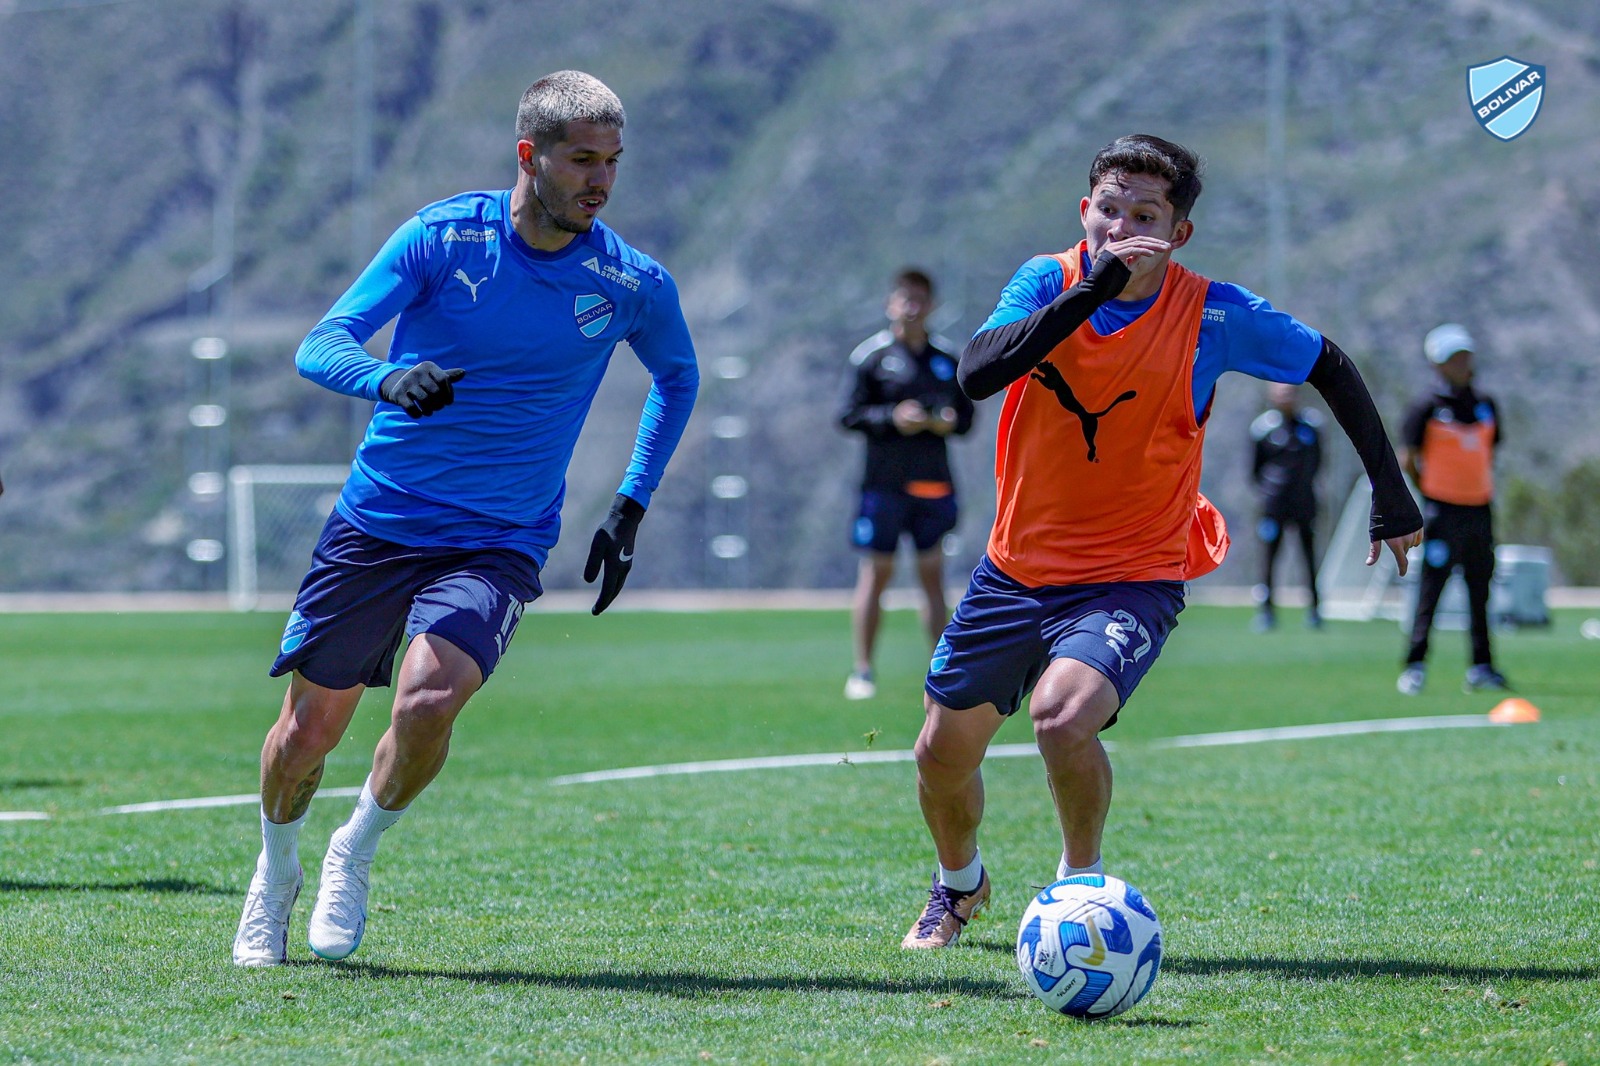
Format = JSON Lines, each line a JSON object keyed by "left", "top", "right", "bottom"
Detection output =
{"left": 270, "top": 511, "right": 543, "bottom": 690}
{"left": 925, "top": 556, "right": 1185, "bottom": 723}
{"left": 851, "top": 489, "right": 958, "bottom": 553}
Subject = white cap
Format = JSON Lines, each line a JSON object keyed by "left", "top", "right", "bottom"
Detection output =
{"left": 1423, "top": 323, "right": 1475, "bottom": 364}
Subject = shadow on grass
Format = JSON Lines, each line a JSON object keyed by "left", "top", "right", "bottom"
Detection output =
{"left": 323, "top": 960, "right": 1202, "bottom": 1027}
{"left": 0, "top": 878, "right": 230, "bottom": 895}
{"left": 321, "top": 961, "right": 1020, "bottom": 1000}
{"left": 1516, "top": 683, "right": 1598, "bottom": 699}
{"left": 1164, "top": 955, "right": 1598, "bottom": 983}
{"left": 0, "top": 777, "right": 79, "bottom": 792}
{"left": 974, "top": 942, "right": 1597, "bottom": 983}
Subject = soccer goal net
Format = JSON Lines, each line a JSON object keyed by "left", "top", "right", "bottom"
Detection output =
{"left": 1317, "top": 477, "right": 1405, "bottom": 623}
{"left": 1317, "top": 477, "right": 1552, "bottom": 628}
{"left": 227, "top": 464, "right": 348, "bottom": 610}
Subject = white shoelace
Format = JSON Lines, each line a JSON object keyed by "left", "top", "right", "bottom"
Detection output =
{"left": 239, "top": 876, "right": 300, "bottom": 949}
{"left": 316, "top": 850, "right": 372, "bottom": 927}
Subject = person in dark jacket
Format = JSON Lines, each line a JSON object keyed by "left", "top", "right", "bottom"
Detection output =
{"left": 1250, "top": 382, "right": 1323, "bottom": 631}
{"left": 838, "top": 269, "right": 975, "bottom": 700}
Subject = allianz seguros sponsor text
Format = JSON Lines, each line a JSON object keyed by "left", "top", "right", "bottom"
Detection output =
{"left": 441, "top": 225, "right": 496, "bottom": 243}
{"left": 582, "top": 255, "right": 642, "bottom": 292}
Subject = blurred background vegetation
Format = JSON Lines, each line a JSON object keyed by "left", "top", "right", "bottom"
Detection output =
{"left": 1, "top": 0, "right": 1596, "bottom": 592}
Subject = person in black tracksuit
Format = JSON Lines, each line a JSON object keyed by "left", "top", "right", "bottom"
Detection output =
{"left": 1250, "top": 382, "right": 1323, "bottom": 631}
{"left": 1396, "top": 323, "right": 1507, "bottom": 695}
{"left": 837, "top": 268, "right": 975, "bottom": 700}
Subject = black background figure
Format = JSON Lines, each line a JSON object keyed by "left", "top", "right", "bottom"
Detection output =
{"left": 1250, "top": 382, "right": 1322, "bottom": 631}
{"left": 837, "top": 268, "right": 975, "bottom": 700}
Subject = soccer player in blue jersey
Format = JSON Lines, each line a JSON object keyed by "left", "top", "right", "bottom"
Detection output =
{"left": 233, "top": 71, "right": 700, "bottom": 967}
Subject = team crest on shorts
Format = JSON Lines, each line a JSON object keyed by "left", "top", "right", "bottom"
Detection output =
{"left": 280, "top": 610, "right": 311, "bottom": 654}
{"left": 1467, "top": 56, "right": 1545, "bottom": 141}
{"left": 574, "top": 294, "right": 615, "bottom": 338}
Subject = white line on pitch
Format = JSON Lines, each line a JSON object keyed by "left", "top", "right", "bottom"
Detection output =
{"left": 0, "top": 786, "right": 365, "bottom": 822}
{"left": 548, "top": 715, "right": 1515, "bottom": 786}
{"left": 547, "top": 743, "right": 1043, "bottom": 786}
{"left": 0, "top": 716, "right": 1523, "bottom": 815}
{"left": 1148, "top": 714, "right": 1500, "bottom": 749}
{"left": 98, "top": 785, "right": 362, "bottom": 816}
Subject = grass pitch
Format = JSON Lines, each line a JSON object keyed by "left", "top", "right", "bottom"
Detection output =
{"left": 2, "top": 604, "right": 1598, "bottom": 1063}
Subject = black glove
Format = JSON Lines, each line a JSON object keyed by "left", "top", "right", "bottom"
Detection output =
{"left": 380, "top": 361, "right": 467, "bottom": 417}
{"left": 583, "top": 493, "right": 646, "bottom": 615}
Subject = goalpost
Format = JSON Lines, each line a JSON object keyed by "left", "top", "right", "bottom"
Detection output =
{"left": 227, "top": 464, "right": 348, "bottom": 610}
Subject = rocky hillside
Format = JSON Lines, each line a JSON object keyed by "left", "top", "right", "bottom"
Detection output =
{"left": 2, "top": 0, "right": 1597, "bottom": 592}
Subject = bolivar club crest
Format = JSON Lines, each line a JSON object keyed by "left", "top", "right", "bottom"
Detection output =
{"left": 1467, "top": 56, "right": 1545, "bottom": 141}
{"left": 574, "top": 294, "right": 614, "bottom": 338}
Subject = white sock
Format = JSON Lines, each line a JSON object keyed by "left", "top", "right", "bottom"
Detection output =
{"left": 258, "top": 807, "right": 307, "bottom": 883}
{"left": 938, "top": 849, "right": 984, "bottom": 894}
{"left": 1057, "top": 855, "right": 1104, "bottom": 880}
{"left": 331, "top": 778, "right": 407, "bottom": 862}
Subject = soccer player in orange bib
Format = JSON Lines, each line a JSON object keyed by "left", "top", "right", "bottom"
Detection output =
{"left": 901, "top": 135, "right": 1423, "bottom": 948}
{"left": 1395, "top": 324, "right": 1507, "bottom": 696}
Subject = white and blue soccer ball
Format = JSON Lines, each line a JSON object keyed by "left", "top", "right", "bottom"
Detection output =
{"left": 1015, "top": 873, "right": 1162, "bottom": 1019}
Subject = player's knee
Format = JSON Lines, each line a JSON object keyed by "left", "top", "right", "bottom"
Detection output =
{"left": 914, "top": 702, "right": 984, "bottom": 783}
{"left": 1028, "top": 693, "right": 1107, "bottom": 752}
{"left": 913, "top": 739, "right": 981, "bottom": 788}
{"left": 280, "top": 701, "right": 347, "bottom": 758}
{"left": 392, "top": 686, "right": 465, "bottom": 739}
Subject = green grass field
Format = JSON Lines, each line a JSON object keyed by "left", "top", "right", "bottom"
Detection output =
{"left": 2, "top": 605, "right": 1598, "bottom": 1063}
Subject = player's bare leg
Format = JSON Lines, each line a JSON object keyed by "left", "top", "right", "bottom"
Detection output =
{"left": 1029, "top": 658, "right": 1120, "bottom": 875}
{"left": 310, "top": 634, "right": 482, "bottom": 960}
{"left": 913, "top": 546, "right": 948, "bottom": 650}
{"left": 847, "top": 553, "right": 896, "bottom": 699}
{"left": 261, "top": 677, "right": 367, "bottom": 821}
{"left": 235, "top": 677, "right": 365, "bottom": 966}
{"left": 370, "top": 634, "right": 482, "bottom": 808}
{"left": 903, "top": 697, "right": 1005, "bottom": 947}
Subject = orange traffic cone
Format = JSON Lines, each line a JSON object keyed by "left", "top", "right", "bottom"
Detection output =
{"left": 1488, "top": 697, "right": 1540, "bottom": 724}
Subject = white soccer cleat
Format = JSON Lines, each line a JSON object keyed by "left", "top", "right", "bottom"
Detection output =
{"left": 1396, "top": 664, "right": 1426, "bottom": 696}
{"left": 844, "top": 672, "right": 877, "bottom": 701}
{"left": 233, "top": 866, "right": 303, "bottom": 967}
{"left": 308, "top": 839, "right": 372, "bottom": 961}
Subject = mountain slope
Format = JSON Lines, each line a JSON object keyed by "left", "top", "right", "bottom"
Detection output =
{"left": 1, "top": 0, "right": 1596, "bottom": 591}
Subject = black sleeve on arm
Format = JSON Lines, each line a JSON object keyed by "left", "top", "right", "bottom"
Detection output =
{"left": 957, "top": 251, "right": 1131, "bottom": 400}
{"left": 1305, "top": 336, "right": 1423, "bottom": 541}
{"left": 949, "top": 380, "right": 977, "bottom": 435}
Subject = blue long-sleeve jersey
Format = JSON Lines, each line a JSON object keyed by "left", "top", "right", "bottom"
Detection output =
{"left": 296, "top": 190, "right": 700, "bottom": 567}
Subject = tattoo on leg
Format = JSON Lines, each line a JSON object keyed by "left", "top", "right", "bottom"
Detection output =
{"left": 288, "top": 762, "right": 324, "bottom": 820}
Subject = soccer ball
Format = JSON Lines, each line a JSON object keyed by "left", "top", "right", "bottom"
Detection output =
{"left": 1015, "top": 873, "right": 1162, "bottom": 1018}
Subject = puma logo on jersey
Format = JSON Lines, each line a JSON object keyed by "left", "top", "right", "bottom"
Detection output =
{"left": 1030, "top": 360, "right": 1137, "bottom": 462}
{"left": 454, "top": 269, "right": 488, "bottom": 301}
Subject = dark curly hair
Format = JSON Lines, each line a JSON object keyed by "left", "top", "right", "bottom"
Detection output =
{"left": 1088, "top": 135, "right": 1205, "bottom": 219}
